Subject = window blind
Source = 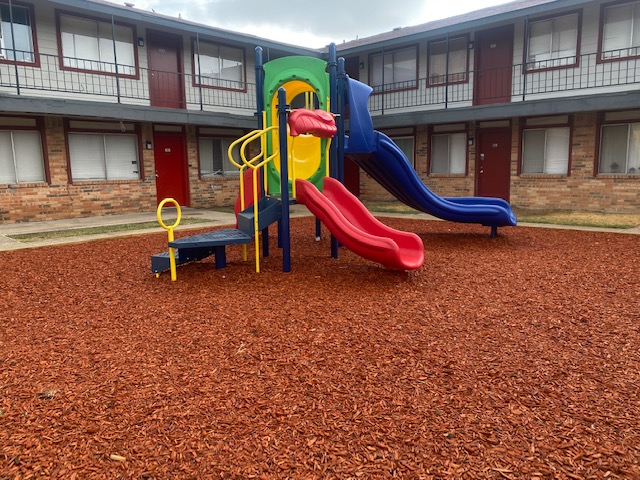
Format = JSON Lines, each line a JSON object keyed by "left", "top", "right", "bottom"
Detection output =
{"left": 545, "top": 127, "right": 570, "bottom": 174}
{"left": 13, "top": 131, "right": 45, "bottom": 182}
{"left": 0, "top": 131, "right": 16, "bottom": 184}
{"left": 522, "top": 129, "right": 547, "bottom": 173}
{"left": 449, "top": 133, "right": 467, "bottom": 174}
{"left": 104, "top": 135, "right": 138, "bottom": 180}
{"left": 69, "top": 134, "right": 106, "bottom": 180}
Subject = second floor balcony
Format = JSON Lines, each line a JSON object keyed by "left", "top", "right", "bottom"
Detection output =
{"left": 0, "top": 50, "right": 257, "bottom": 116}
{"left": 1, "top": 49, "right": 640, "bottom": 119}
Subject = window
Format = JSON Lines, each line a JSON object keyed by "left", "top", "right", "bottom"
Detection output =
{"left": 601, "top": 1, "right": 640, "bottom": 60}
{"left": 370, "top": 46, "right": 417, "bottom": 92}
{"left": 527, "top": 12, "right": 579, "bottom": 70}
{"left": 68, "top": 122, "right": 139, "bottom": 181}
{"left": 428, "top": 36, "right": 468, "bottom": 85}
{"left": 522, "top": 127, "right": 570, "bottom": 174}
{"left": 0, "top": 2, "right": 35, "bottom": 63}
{"left": 599, "top": 123, "right": 640, "bottom": 174}
{"left": 392, "top": 136, "right": 415, "bottom": 166}
{"left": 199, "top": 136, "right": 239, "bottom": 176}
{"left": 430, "top": 132, "right": 466, "bottom": 174}
{"left": 194, "top": 41, "right": 245, "bottom": 90}
{"left": 0, "top": 130, "right": 45, "bottom": 184}
{"left": 59, "top": 13, "right": 136, "bottom": 75}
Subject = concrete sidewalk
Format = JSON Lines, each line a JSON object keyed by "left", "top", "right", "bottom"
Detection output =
{"left": 0, "top": 205, "right": 315, "bottom": 252}
{"left": 0, "top": 208, "right": 237, "bottom": 252}
{"left": 1, "top": 206, "right": 638, "bottom": 252}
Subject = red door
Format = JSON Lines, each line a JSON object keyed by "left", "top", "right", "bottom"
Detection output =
{"left": 477, "top": 129, "right": 512, "bottom": 201}
{"left": 474, "top": 25, "right": 514, "bottom": 105}
{"left": 147, "top": 30, "right": 185, "bottom": 109}
{"left": 154, "top": 133, "right": 189, "bottom": 205}
{"left": 343, "top": 156, "right": 360, "bottom": 196}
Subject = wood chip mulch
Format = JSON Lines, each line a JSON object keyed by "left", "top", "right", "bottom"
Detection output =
{"left": 1, "top": 217, "right": 639, "bottom": 479}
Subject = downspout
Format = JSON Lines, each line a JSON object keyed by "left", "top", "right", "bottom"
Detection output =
{"left": 196, "top": 32, "right": 203, "bottom": 110}
{"left": 380, "top": 46, "right": 385, "bottom": 115}
{"left": 445, "top": 33, "right": 450, "bottom": 108}
{"left": 110, "top": 15, "right": 121, "bottom": 103}
{"left": 523, "top": 17, "right": 529, "bottom": 102}
{"left": 7, "top": 0, "right": 20, "bottom": 95}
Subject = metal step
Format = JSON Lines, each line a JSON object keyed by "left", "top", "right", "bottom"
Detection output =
{"left": 237, "top": 196, "right": 282, "bottom": 235}
{"left": 151, "top": 228, "right": 253, "bottom": 273}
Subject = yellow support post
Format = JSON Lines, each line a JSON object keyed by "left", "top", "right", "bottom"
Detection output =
{"left": 226, "top": 121, "right": 280, "bottom": 273}
{"left": 156, "top": 198, "right": 182, "bottom": 282}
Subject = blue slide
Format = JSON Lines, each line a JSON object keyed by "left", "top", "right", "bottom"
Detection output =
{"left": 344, "top": 78, "right": 517, "bottom": 229}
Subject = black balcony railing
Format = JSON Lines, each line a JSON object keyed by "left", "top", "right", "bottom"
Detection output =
{"left": 1, "top": 50, "right": 640, "bottom": 115}
{"left": 0, "top": 50, "right": 257, "bottom": 112}
{"left": 369, "top": 51, "right": 640, "bottom": 113}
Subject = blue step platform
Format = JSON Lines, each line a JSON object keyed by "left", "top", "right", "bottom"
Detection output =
{"left": 151, "top": 229, "right": 252, "bottom": 273}
{"left": 150, "top": 195, "right": 282, "bottom": 276}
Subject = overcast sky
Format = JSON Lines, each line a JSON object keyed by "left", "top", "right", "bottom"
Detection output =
{"left": 131, "top": 0, "right": 513, "bottom": 48}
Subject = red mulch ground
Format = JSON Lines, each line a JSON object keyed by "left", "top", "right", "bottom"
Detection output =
{"left": 1, "top": 217, "right": 639, "bottom": 479}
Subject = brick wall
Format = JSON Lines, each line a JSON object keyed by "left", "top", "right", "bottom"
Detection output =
{"left": 511, "top": 113, "right": 640, "bottom": 213}
{"left": 187, "top": 125, "right": 255, "bottom": 210}
{"left": 2, "top": 112, "right": 639, "bottom": 225}
{"left": 358, "top": 114, "right": 640, "bottom": 213}
{"left": 0, "top": 117, "right": 157, "bottom": 224}
{"left": 359, "top": 123, "right": 476, "bottom": 203}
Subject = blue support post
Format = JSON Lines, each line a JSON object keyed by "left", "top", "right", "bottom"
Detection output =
{"left": 329, "top": 43, "right": 338, "bottom": 179}
{"left": 328, "top": 43, "right": 339, "bottom": 259}
{"left": 255, "top": 47, "right": 265, "bottom": 127}
{"left": 337, "top": 57, "right": 347, "bottom": 185}
{"left": 255, "top": 47, "right": 270, "bottom": 257}
{"left": 277, "top": 88, "right": 291, "bottom": 272}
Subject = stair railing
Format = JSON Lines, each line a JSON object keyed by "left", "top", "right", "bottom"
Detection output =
{"left": 227, "top": 125, "right": 280, "bottom": 272}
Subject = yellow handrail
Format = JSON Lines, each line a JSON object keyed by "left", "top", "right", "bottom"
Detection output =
{"left": 227, "top": 125, "right": 280, "bottom": 273}
{"left": 226, "top": 105, "right": 333, "bottom": 273}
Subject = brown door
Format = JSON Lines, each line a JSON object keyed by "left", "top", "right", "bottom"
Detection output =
{"left": 344, "top": 56, "right": 360, "bottom": 81}
{"left": 154, "top": 133, "right": 189, "bottom": 205}
{"left": 477, "top": 129, "right": 512, "bottom": 201}
{"left": 147, "top": 30, "right": 185, "bottom": 108}
{"left": 343, "top": 156, "right": 360, "bottom": 196}
{"left": 474, "top": 25, "right": 514, "bottom": 105}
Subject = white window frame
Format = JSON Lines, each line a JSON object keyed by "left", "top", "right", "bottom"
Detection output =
{"left": 428, "top": 36, "right": 469, "bottom": 85}
{"left": 194, "top": 40, "right": 245, "bottom": 91}
{"left": 521, "top": 126, "right": 571, "bottom": 175}
{"left": 0, "top": 1, "right": 35, "bottom": 63}
{"left": 68, "top": 128, "right": 140, "bottom": 181}
{"left": 369, "top": 45, "right": 418, "bottom": 92}
{"left": 0, "top": 128, "right": 46, "bottom": 184}
{"left": 430, "top": 131, "right": 467, "bottom": 175}
{"left": 600, "top": 1, "right": 640, "bottom": 60}
{"left": 598, "top": 122, "right": 640, "bottom": 174}
{"left": 198, "top": 135, "right": 240, "bottom": 177}
{"left": 526, "top": 12, "right": 580, "bottom": 70}
{"left": 59, "top": 12, "right": 136, "bottom": 76}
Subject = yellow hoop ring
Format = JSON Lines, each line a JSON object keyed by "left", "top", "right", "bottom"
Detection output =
{"left": 156, "top": 198, "right": 182, "bottom": 230}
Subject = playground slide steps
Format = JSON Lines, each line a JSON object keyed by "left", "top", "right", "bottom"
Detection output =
{"left": 150, "top": 195, "right": 283, "bottom": 275}
{"left": 151, "top": 229, "right": 252, "bottom": 273}
{"left": 236, "top": 195, "right": 282, "bottom": 235}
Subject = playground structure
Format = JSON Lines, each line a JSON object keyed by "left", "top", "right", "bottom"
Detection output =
{"left": 151, "top": 44, "right": 517, "bottom": 280}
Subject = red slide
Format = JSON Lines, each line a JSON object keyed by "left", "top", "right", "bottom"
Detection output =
{"left": 295, "top": 177, "right": 424, "bottom": 270}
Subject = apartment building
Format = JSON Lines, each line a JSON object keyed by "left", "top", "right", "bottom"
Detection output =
{"left": 0, "top": 0, "right": 638, "bottom": 223}
{"left": 338, "top": 0, "right": 640, "bottom": 212}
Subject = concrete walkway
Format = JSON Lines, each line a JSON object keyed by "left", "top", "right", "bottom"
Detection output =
{"left": 0, "top": 206, "right": 310, "bottom": 252}
{"left": 0, "top": 207, "right": 638, "bottom": 252}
